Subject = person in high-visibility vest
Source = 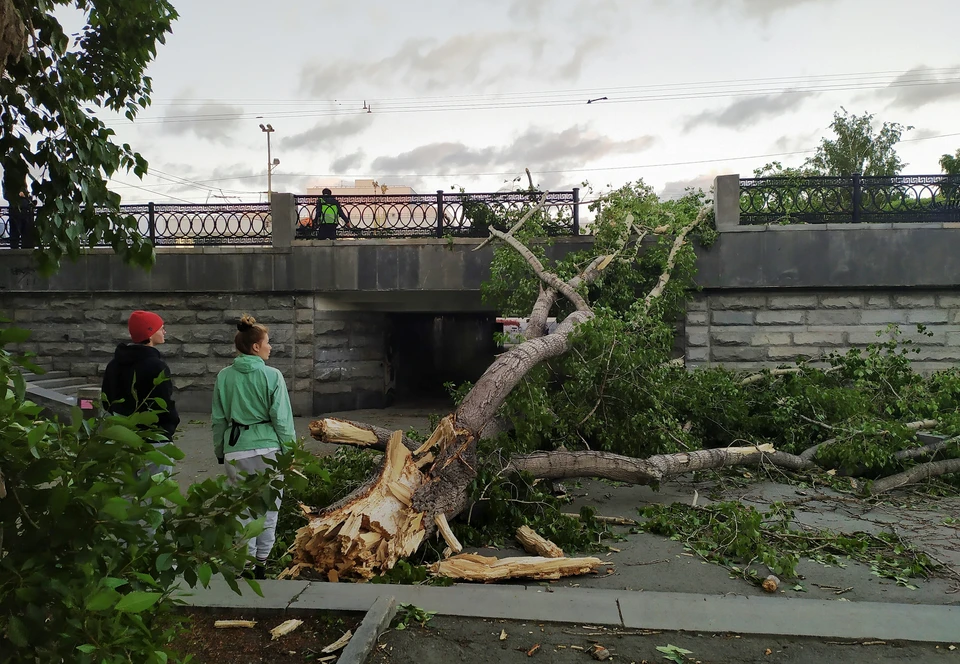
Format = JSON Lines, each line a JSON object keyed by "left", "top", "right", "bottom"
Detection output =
{"left": 312, "top": 188, "right": 350, "bottom": 239}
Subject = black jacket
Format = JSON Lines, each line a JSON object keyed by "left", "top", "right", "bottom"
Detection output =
{"left": 101, "top": 343, "right": 180, "bottom": 442}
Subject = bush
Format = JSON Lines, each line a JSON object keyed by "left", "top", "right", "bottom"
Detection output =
{"left": 0, "top": 327, "right": 295, "bottom": 663}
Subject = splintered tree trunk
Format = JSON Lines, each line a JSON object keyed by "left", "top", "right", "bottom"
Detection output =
{"left": 284, "top": 432, "right": 426, "bottom": 580}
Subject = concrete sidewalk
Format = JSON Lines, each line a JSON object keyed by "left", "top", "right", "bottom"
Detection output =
{"left": 170, "top": 407, "right": 435, "bottom": 488}
{"left": 177, "top": 578, "right": 960, "bottom": 644}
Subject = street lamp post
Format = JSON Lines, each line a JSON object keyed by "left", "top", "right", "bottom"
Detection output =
{"left": 259, "top": 123, "right": 275, "bottom": 201}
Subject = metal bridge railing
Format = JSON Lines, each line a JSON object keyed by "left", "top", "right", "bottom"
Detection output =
{"left": 739, "top": 174, "right": 960, "bottom": 224}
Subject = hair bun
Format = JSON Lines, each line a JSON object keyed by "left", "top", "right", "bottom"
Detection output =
{"left": 237, "top": 314, "right": 257, "bottom": 332}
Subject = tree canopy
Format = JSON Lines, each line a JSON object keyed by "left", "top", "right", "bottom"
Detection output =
{"left": 940, "top": 149, "right": 960, "bottom": 176}
{"left": 0, "top": 0, "right": 176, "bottom": 274}
{"left": 803, "top": 107, "right": 912, "bottom": 177}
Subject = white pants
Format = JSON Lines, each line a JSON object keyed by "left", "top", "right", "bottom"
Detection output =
{"left": 224, "top": 449, "right": 283, "bottom": 561}
{"left": 138, "top": 442, "right": 175, "bottom": 539}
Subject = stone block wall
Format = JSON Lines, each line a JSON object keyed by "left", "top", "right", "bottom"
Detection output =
{"left": 0, "top": 293, "right": 390, "bottom": 416}
{"left": 685, "top": 289, "right": 960, "bottom": 373}
{"left": 311, "top": 310, "right": 388, "bottom": 414}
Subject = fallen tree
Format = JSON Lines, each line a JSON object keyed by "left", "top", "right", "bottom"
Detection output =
{"left": 289, "top": 181, "right": 960, "bottom": 580}
{"left": 288, "top": 197, "right": 798, "bottom": 579}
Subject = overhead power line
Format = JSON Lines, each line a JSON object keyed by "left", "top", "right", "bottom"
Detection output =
{"left": 107, "top": 130, "right": 960, "bottom": 200}
{"left": 148, "top": 66, "right": 960, "bottom": 106}
{"left": 102, "top": 67, "right": 960, "bottom": 126}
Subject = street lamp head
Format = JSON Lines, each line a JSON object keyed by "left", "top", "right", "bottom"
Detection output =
{"left": 259, "top": 123, "right": 266, "bottom": 131}
{"left": 266, "top": 124, "right": 274, "bottom": 132}
{"left": 272, "top": 158, "right": 280, "bottom": 166}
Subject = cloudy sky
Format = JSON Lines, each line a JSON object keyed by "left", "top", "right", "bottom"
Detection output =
{"left": 94, "top": 0, "right": 960, "bottom": 204}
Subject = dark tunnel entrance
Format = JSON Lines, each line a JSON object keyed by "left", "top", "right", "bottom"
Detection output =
{"left": 387, "top": 313, "right": 499, "bottom": 408}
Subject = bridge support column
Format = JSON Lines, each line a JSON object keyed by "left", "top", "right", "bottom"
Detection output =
{"left": 714, "top": 174, "right": 740, "bottom": 232}
{"left": 271, "top": 193, "right": 296, "bottom": 249}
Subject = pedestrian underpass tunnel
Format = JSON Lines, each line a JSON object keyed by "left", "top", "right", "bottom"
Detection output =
{"left": 387, "top": 313, "right": 499, "bottom": 406}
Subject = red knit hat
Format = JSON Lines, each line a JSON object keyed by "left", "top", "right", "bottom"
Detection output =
{"left": 128, "top": 310, "right": 164, "bottom": 343}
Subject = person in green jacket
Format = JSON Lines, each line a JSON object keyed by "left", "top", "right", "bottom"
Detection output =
{"left": 212, "top": 314, "right": 296, "bottom": 579}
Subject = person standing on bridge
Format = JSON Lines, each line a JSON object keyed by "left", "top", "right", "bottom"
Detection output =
{"left": 211, "top": 314, "right": 295, "bottom": 579}
{"left": 3, "top": 171, "right": 37, "bottom": 249}
{"left": 311, "top": 187, "right": 351, "bottom": 239}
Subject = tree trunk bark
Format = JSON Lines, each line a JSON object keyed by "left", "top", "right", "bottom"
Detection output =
{"left": 869, "top": 458, "right": 960, "bottom": 495}
{"left": 506, "top": 445, "right": 776, "bottom": 484}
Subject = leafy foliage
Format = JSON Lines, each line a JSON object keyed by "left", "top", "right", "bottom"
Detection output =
{"left": 482, "top": 181, "right": 714, "bottom": 459}
{"left": 941, "top": 149, "right": 960, "bottom": 176}
{"left": 392, "top": 603, "right": 437, "bottom": 631}
{"left": 804, "top": 107, "right": 912, "bottom": 177}
{"left": 640, "top": 501, "right": 936, "bottom": 586}
{"left": 0, "top": 0, "right": 177, "bottom": 274}
{"left": 455, "top": 177, "right": 960, "bottom": 560}
{"left": 453, "top": 462, "right": 611, "bottom": 552}
{"left": 0, "top": 324, "right": 302, "bottom": 663}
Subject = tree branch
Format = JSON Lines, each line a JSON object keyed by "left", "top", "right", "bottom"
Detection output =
{"left": 308, "top": 418, "right": 421, "bottom": 453}
{"left": 488, "top": 226, "right": 591, "bottom": 312}
{"left": 894, "top": 436, "right": 959, "bottom": 461}
{"left": 870, "top": 458, "right": 960, "bottom": 495}
{"left": 505, "top": 445, "right": 776, "bottom": 485}
{"left": 473, "top": 191, "right": 550, "bottom": 253}
{"left": 642, "top": 207, "right": 709, "bottom": 308}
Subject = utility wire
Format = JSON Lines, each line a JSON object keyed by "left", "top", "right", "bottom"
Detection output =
{"left": 107, "top": 130, "right": 960, "bottom": 198}
{"left": 105, "top": 71, "right": 960, "bottom": 126}
{"left": 147, "top": 66, "right": 960, "bottom": 106}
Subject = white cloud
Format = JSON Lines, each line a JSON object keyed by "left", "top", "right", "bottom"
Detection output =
{"left": 874, "top": 66, "right": 960, "bottom": 111}
{"left": 159, "top": 102, "right": 244, "bottom": 144}
{"left": 278, "top": 116, "right": 373, "bottom": 151}
{"left": 684, "top": 91, "right": 816, "bottom": 131}
{"left": 370, "top": 125, "right": 655, "bottom": 176}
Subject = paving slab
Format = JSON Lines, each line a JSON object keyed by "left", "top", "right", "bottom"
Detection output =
{"left": 617, "top": 591, "right": 960, "bottom": 643}
{"left": 183, "top": 579, "right": 960, "bottom": 643}
{"left": 338, "top": 595, "right": 397, "bottom": 664}
{"left": 290, "top": 582, "right": 621, "bottom": 625}
{"left": 176, "top": 577, "right": 310, "bottom": 611}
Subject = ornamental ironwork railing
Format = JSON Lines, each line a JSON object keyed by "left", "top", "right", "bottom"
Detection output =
{"left": 293, "top": 189, "right": 580, "bottom": 239}
{"left": 0, "top": 202, "right": 272, "bottom": 247}
{"left": 740, "top": 174, "right": 960, "bottom": 224}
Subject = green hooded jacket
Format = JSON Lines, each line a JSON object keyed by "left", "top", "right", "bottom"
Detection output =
{"left": 212, "top": 354, "right": 296, "bottom": 460}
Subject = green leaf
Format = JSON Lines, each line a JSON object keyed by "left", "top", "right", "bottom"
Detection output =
{"left": 0, "top": 327, "right": 33, "bottom": 344}
{"left": 143, "top": 479, "right": 178, "bottom": 500}
{"left": 6, "top": 615, "right": 29, "bottom": 647}
{"left": 156, "top": 553, "right": 174, "bottom": 572}
{"left": 159, "top": 443, "right": 185, "bottom": 461}
{"left": 12, "top": 371, "right": 26, "bottom": 402}
{"left": 197, "top": 563, "right": 212, "bottom": 587}
{"left": 240, "top": 517, "right": 266, "bottom": 540}
{"left": 86, "top": 589, "right": 120, "bottom": 611}
{"left": 114, "top": 591, "right": 162, "bottom": 613}
{"left": 103, "top": 577, "right": 129, "bottom": 590}
{"left": 102, "top": 424, "right": 144, "bottom": 446}
{"left": 101, "top": 497, "right": 130, "bottom": 520}
{"left": 76, "top": 644, "right": 97, "bottom": 654}
{"left": 244, "top": 578, "right": 264, "bottom": 597}
{"left": 144, "top": 450, "right": 173, "bottom": 468}
{"left": 26, "top": 422, "right": 49, "bottom": 447}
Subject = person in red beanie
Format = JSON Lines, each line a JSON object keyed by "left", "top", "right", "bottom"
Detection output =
{"left": 102, "top": 310, "right": 180, "bottom": 445}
